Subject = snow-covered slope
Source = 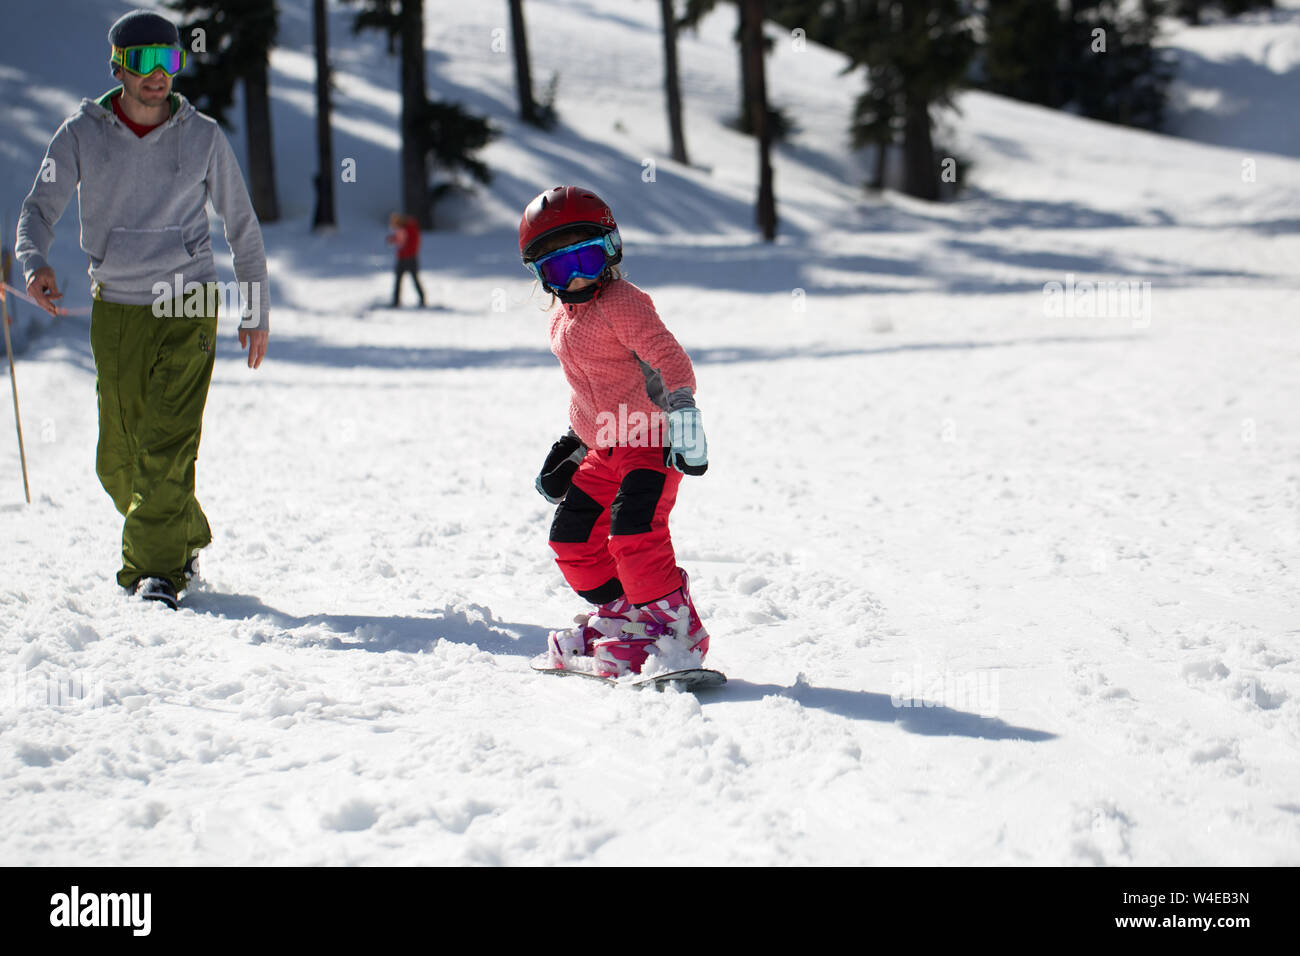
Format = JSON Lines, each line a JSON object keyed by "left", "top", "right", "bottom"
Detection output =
{"left": 1162, "top": 1, "right": 1300, "bottom": 159}
{"left": 1, "top": 0, "right": 1298, "bottom": 865}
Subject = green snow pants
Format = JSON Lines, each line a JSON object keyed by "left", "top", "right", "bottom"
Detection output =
{"left": 90, "top": 291, "right": 218, "bottom": 592}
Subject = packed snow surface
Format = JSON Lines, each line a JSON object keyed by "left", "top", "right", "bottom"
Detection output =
{"left": 1, "top": 1, "right": 1298, "bottom": 864}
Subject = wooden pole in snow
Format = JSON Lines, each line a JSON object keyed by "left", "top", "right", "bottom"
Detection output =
{"left": 1, "top": 284, "right": 31, "bottom": 505}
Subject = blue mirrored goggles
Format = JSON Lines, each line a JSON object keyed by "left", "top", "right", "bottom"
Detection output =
{"left": 525, "top": 233, "right": 620, "bottom": 289}
{"left": 112, "top": 45, "right": 186, "bottom": 77}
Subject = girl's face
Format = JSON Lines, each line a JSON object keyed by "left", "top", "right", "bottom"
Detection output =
{"left": 565, "top": 275, "right": 595, "bottom": 291}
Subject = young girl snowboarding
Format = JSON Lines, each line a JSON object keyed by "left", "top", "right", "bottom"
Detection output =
{"left": 520, "top": 186, "right": 710, "bottom": 678}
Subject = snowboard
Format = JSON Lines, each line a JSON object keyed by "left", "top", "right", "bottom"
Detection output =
{"left": 531, "top": 656, "right": 726, "bottom": 691}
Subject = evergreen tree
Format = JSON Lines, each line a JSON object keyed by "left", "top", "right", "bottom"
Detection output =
{"left": 1064, "top": 0, "right": 1172, "bottom": 130}
{"left": 312, "top": 0, "right": 336, "bottom": 230}
{"left": 681, "top": 0, "right": 778, "bottom": 235}
{"left": 348, "top": 0, "right": 494, "bottom": 228}
{"left": 347, "top": 0, "right": 431, "bottom": 227}
{"left": 845, "top": 1, "right": 975, "bottom": 201}
{"left": 350, "top": 0, "right": 398, "bottom": 53}
{"left": 982, "top": 0, "right": 1066, "bottom": 107}
{"left": 981, "top": 0, "right": 1173, "bottom": 131}
{"left": 660, "top": 0, "right": 690, "bottom": 165}
{"left": 422, "top": 100, "right": 497, "bottom": 207}
{"left": 508, "top": 0, "right": 543, "bottom": 127}
{"left": 761, "top": 1, "right": 973, "bottom": 200}
{"left": 851, "top": 60, "right": 898, "bottom": 191}
{"left": 742, "top": 0, "right": 777, "bottom": 239}
{"left": 767, "top": 0, "right": 887, "bottom": 184}
{"left": 166, "top": 0, "right": 281, "bottom": 222}
{"left": 397, "top": 0, "right": 431, "bottom": 228}
{"left": 680, "top": 0, "right": 791, "bottom": 139}
{"left": 1175, "top": 0, "right": 1274, "bottom": 25}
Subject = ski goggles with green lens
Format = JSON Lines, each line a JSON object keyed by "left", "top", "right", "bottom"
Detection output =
{"left": 524, "top": 233, "right": 620, "bottom": 289}
{"left": 112, "top": 45, "right": 187, "bottom": 77}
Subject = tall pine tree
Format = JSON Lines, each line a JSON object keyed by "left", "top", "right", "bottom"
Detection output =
{"left": 348, "top": 0, "right": 431, "bottom": 227}
{"left": 845, "top": 1, "right": 975, "bottom": 201}
{"left": 679, "top": 0, "right": 779, "bottom": 235}
{"left": 982, "top": 0, "right": 1173, "bottom": 131}
{"left": 348, "top": 0, "right": 494, "bottom": 228}
{"left": 661, "top": 0, "right": 690, "bottom": 165}
{"left": 982, "top": 0, "right": 1066, "bottom": 108}
{"left": 1175, "top": 0, "right": 1274, "bottom": 25}
{"left": 312, "top": 0, "right": 336, "bottom": 230}
{"left": 508, "top": 0, "right": 540, "bottom": 127}
{"left": 167, "top": 0, "right": 281, "bottom": 222}
{"left": 764, "top": 1, "right": 973, "bottom": 200}
{"left": 743, "top": 0, "right": 776, "bottom": 238}
{"left": 680, "top": 0, "right": 789, "bottom": 138}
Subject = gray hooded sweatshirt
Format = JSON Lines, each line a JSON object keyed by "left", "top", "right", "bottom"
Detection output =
{"left": 16, "top": 88, "right": 269, "bottom": 331}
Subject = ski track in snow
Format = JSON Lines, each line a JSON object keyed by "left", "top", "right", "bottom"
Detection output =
{"left": 2, "top": 0, "right": 1300, "bottom": 865}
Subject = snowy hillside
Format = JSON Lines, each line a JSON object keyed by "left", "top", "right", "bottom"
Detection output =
{"left": 1163, "top": 1, "right": 1300, "bottom": 159}
{"left": 1, "top": 0, "right": 1299, "bottom": 865}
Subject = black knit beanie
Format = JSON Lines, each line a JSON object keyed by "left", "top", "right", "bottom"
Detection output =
{"left": 108, "top": 10, "right": 181, "bottom": 49}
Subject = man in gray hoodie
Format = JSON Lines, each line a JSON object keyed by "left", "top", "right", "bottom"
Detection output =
{"left": 16, "top": 9, "right": 269, "bottom": 609}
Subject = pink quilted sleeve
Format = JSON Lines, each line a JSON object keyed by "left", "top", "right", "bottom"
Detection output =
{"left": 602, "top": 285, "right": 696, "bottom": 395}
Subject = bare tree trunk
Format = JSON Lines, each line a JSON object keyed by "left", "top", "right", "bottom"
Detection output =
{"left": 743, "top": 0, "right": 775, "bottom": 239}
{"left": 312, "top": 0, "right": 336, "bottom": 230}
{"left": 901, "top": 95, "right": 936, "bottom": 201}
{"left": 243, "top": 57, "right": 280, "bottom": 223}
{"left": 401, "top": 0, "right": 432, "bottom": 229}
{"left": 660, "top": 0, "right": 689, "bottom": 164}
{"left": 737, "top": 0, "right": 756, "bottom": 133}
{"left": 870, "top": 139, "right": 886, "bottom": 190}
{"left": 896, "top": 1, "right": 937, "bottom": 201}
{"left": 509, "top": 0, "right": 538, "bottom": 126}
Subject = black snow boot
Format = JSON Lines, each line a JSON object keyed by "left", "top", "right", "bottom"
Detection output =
{"left": 138, "top": 577, "right": 179, "bottom": 610}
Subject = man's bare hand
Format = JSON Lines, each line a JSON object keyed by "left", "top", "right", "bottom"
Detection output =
{"left": 238, "top": 328, "right": 268, "bottom": 369}
{"left": 26, "top": 267, "right": 63, "bottom": 317}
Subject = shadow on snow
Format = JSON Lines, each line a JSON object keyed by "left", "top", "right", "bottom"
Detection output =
{"left": 722, "top": 678, "right": 1057, "bottom": 741}
{"left": 184, "top": 590, "right": 549, "bottom": 658}
{"left": 184, "top": 592, "right": 1055, "bottom": 740}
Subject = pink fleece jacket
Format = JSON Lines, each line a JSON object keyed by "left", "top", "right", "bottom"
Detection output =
{"left": 549, "top": 279, "right": 697, "bottom": 450}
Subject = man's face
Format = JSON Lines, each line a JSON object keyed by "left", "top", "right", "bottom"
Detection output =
{"left": 119, "top": 64, "right": 173, "bottom": 109}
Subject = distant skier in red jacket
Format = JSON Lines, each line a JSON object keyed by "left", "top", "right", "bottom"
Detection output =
{"left": 386, "top": 212, "right": 424, "bottom": 307}
{"left": 521, "top": 186, "right": 710, "bottom": 678}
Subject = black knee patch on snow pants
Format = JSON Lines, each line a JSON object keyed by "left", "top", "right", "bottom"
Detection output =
{"left": 610, "top": 469, "right": 666, "bottom": 536}
{"left": 549, "top": 484, "right": 604, "bottom": 544}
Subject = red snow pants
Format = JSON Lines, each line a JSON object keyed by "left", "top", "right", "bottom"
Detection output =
{"left": 548, "top": 446, "right": 683, "bottom": 606}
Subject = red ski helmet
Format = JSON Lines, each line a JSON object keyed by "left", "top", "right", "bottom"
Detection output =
{"left": 519, "top": 186, "right": 622, "bottom": 266}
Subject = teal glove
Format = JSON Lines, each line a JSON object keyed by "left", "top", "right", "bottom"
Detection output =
{"left": 667, "top": 407, "right": 708, "bottom": 476}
